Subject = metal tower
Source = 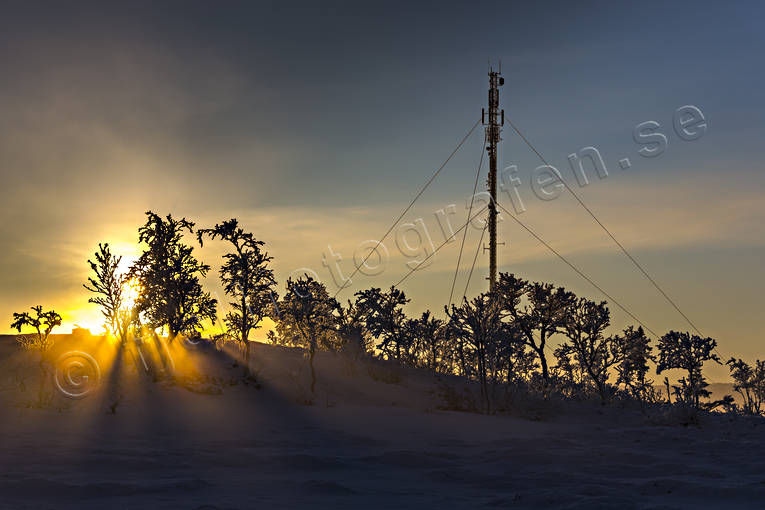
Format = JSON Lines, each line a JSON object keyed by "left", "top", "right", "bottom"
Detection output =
{"left": 482, "top": 65, "right": 504, "bottom": 291}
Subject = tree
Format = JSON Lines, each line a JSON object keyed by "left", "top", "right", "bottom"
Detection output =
{"left": 11, "top": 306, "right": 63, "bottom": 406}
{"left": 554, "top": 344, "right": 584, "bottom": 395}
{"left": 333, "top": 299, "right": 373, "bottom": 358}
{"left": 274, "top": 276, "right": 338, "bottom": 395}
{"left": 129, "top": 212, "right": 217, "bottom": 338}
{"left": 355, "top": 286, "right": 410, "bottom": 361}
{"left": 726, "top": 358, "right": 765, "bottom": 416}
{"left": 12, "top": 306, "right": 63, "bottom": 353}
{"left": 409, "top": 311, "right": 445, "bottom": 373}
{"left": 446, "top": 293, "right": 502, "bottom": 413}
{"left": 496, "top": 273, "right": 575, "bottom": 380}
{"left": 198, "top": 219, "right": 275, "bottom": 374}
{"left": 560, "top": 298, "right": 617, "bottom": 401}
{"left": 441, "top": 318, "right": 471, "bottom": 377}
{"left": 83, "top": 243, "right": 134, "bottom": 344}
{"left": 496, "top": 326, "right": 536, "bottom": 386}
{"left": 613, "top": 326, "right": 655, "bottom": 405}
{"left": 656, "top": 331, "right": 720, "bottom": 409}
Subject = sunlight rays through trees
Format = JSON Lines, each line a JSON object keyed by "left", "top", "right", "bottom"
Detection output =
{"left": 7, "top": 210, "right": 764, "bottom": 421}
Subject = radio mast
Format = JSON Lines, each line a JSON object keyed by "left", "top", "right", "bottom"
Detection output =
{"left": 482, "top": 64, "right": 504, "bottom": 291}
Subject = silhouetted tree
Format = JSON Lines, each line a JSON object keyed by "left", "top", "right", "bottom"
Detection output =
{"left": 447, "top": 293, "right": 502, "bottom": 413}
{"left": 274, "top": 276, "right": 338, "bottom": 395}
{"left": 435, "top": 321, "right": 463, "bottom": 376}
{"left": 198, "top": 219, "right": 275, "bottom": 374}
{"left": 129, "top": 212, "right": 217, "bottom": 339}
{"left": 656, "top": 331, "right": 720, "bottom": 409}
{"left": 554, "top": 344, "right": 585, "bottom": 396}
{"left": 496, "top": 273, "right": 575, "bottom": 380}
{"left": 11, "top": 306, "right": 62, "bottom": 406}
{"left": 333, "top": 299, "right": 373, "bottom": 358}
{"left": 409, "top": 311, "right": 445, "bottom": 373}
{"left": 482, "top": 320, "right": 530, "bottom": 392}
{"left": 496, "top": 328, "right": 537, "bottom": 385}
{"left": 355, "top": 286, "right": 410, "bottom": 361}
{"left": 613, "top": 326, "right": 655, "bottom": 406}
{"left": 444, "top": 318, "right": 472, "bottom": 378}
{"left": 84, "top": 243, "right": 134, "bottom": 344}
{"left": 559, "top": 298, "right": 616, "bottom": 401}
{"left": 726, "top": 358, "right": 765, "bottom": 416}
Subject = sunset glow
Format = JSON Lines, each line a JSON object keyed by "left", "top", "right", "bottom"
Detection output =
{"left": 121, "top": 278, "right": 141, "bottom": 312}
{"left": 2, "top": 4, "right": 765, "bottom": 509}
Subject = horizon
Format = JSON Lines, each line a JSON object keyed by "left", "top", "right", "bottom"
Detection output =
{"left": 2, "top": 1, "right": 764, "bottom": 382}
{"left": 3, "top": 4, "right": 765, "bottom": 509}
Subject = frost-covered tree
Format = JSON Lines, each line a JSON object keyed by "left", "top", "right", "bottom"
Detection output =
{"left": 495, "top": 273, "right": 575, "bottom": 380}
{"left": 656, "top": 331, "right": 720, "bottom": 409}
{"left": 726, "top": 358, "right": 765, "bottom": 416}
{"left": 613, "top": 326, "right": 654, "bottom": 405}
{"left": 84, "top": 243, "right": 134, "bottom": 343}
{"left": 198, "top": 219, "right": 275, "bottom": 374}
{"left": 11, "top": 306, "right": 62, "bottom": 406}
{"left": 129, "top": 212, "right": 217, "bottom": 338}
{"left": 11, "top": 306, "right": 62, "bottom": 353}
{"left": 447, "top": 293, "right": 503, "bottom": 413}
{"left": 409, "top": 311, "right": 445, "bottom": 373}
{"left": 333, "top": 299, "right": 373, "bottom": 358}
{"left": 559, "top": 298, "right": 616, "bottom": 401}
{"left": 355, "top": 286, "right": 410, "bottom": 361}
{"left": 273, "top": 276, "right": 338, "bottom": 395}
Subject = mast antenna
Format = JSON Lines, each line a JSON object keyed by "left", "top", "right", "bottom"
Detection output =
{"left": 483, "top": 64, "right": 504, "bottom": 291}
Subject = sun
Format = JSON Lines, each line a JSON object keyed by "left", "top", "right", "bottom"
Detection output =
{"left": 121, "top": 277, "right": 142, "bottom": 310}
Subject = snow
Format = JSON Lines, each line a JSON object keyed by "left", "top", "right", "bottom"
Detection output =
{"left": 0, "top": 335, "right": 763, "bottom": 509}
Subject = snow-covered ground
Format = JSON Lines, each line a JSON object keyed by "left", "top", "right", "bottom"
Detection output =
{"left": 1, "top": 336, "right": 763, "bottom": 509}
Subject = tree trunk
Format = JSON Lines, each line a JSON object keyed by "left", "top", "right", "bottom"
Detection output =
{"left": 242, "top": 297, "right": 250, "bottom": 375}
{"left": 664, "top": 377, "right": 672, "bottom": 404}
{"left": 458, "top": 341, "right": 468, "bottom": 377}
{"left": 595, "top": 377, "right": 606, "bottom": 403}
{"left": 168, "top": 323, "right": 178, "bottom": 343}
{"left": 538, "top": 348, "right": 549, "bottom": 380}
{"left": 480, "top": 368, "right": 490, "bottom": 414}
{"left": 477, "top": 339, "right": 490, "bottom": 414}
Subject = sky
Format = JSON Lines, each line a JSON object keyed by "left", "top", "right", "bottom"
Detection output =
{"left": 1, "top": 1, "right": 763, "bottom": 378}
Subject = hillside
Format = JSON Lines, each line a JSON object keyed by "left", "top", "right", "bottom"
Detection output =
{"left": 0, "top": 335, "right": 763, "bottom": 509}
